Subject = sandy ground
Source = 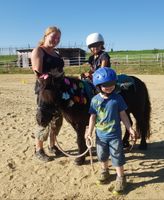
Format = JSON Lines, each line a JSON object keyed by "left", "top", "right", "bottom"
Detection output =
{"left": 0, "top": 74, "right": 164, "bottom": 200}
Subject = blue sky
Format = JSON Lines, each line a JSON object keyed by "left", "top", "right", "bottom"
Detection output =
{"left": 0, "top": 0, "right": 164, "bottom": 51}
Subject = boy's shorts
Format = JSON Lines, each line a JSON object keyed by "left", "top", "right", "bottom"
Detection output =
{"left": 96, "top": 136, "right": 125, "bottom": 167}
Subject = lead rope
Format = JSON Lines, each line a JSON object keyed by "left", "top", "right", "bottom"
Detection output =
{"left": 55, "top": 136, "right": 94, "bottom": 171}
{"left": 86, "top": 136, "right": 95, "bottom": 172}
{"left": 129, "top": 140, "right": 135, "bottom": 151}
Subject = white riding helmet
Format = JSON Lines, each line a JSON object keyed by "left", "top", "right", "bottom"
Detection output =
{"left": 86, "top": 33, "right": 104, "bottom": 48}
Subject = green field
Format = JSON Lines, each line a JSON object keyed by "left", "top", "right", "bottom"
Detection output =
{"left": 0, "top": 49, "right": 164, "bottom": 75}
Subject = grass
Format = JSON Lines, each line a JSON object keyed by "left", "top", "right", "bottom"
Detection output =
{"left": 0, "top": 67, "right": 33, "bottom": 74}
{"left": 0, "top": 49, "right": 164, "bottom": 75}
{"left": 0, "top": 64, "right": 164, "bottom": 75}
{"left": 0, "top": 55, "right": 17, "bottom": 61}
{"left": 64, "top": 64, "right": 164, "bottom": 75}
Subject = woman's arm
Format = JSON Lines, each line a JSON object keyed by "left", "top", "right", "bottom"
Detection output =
{"left": 31, "top": 47, "right": 44, "bottom": 78}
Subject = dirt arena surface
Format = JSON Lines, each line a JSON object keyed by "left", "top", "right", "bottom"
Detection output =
{"left": 0, "top": 74, "right": 164, "bottom": 200}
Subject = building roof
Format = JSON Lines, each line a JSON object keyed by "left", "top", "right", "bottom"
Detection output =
{"left": 16, "top": 47, "right": 85, "bottom": 53}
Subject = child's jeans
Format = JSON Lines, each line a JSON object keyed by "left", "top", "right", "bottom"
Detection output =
{"left": 96, "top": 136, "right": 125, "bottom": 167}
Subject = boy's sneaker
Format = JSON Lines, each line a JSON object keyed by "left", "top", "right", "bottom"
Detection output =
{"left": 114, "top": 175, "right": 127, "bottom": 193}
{"left": 35, "top": 149, "right": 53, "bottom": 162}
{"left": 98, "top": 169, "right": 110, "bottom": 184}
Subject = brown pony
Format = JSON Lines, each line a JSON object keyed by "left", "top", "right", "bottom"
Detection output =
{"left": 37, "top": 70, "right": 151, "bottom": 165}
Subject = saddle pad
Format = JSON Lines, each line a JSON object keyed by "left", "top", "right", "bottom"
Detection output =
{"left": 82, "top": 80, "right": 96, "bottom": 100}
{"left": 116, "top": 74, "right": 135, "bottom": 92}
{"left": 117, "top": 74, "right": 135, "bottom": 85}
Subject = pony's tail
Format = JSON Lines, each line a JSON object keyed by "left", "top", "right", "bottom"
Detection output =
{"left": 143, "top": 82, "right": 151, "bottom": 139}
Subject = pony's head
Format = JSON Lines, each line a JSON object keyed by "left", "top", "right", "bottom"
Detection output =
{"left": 38, "top": 69, "right": 64, "bottom": 104}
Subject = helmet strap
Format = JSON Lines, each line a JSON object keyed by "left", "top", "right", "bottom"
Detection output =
{"left": 97, "top": 85, "right": 116, "bottom": 97}
{"left": 101, "top": 91, "right": 111, "bottom": 97}
{"left": 97, "top": 86, "right": 111, "bottom": 97}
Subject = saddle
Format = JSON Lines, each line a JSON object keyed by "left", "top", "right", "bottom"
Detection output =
{"left": 116, "top": 74, "right": 135, "bottom": 93}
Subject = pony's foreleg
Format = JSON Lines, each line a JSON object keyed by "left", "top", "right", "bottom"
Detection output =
{"left": 36, "top": 107, "right": 53, "bottom": 128}
{"left": 73, "top": 123, "right": 87, "bottom": 165}
{"left": 49, "top": 112, "right": 63, "bottom": 147}
{"left": 122, "top": 113, "right": 133, "bottom": 149}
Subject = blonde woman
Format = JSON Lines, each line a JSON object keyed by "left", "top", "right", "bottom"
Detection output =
{"left": 31, "top": 26, "right": 64, "bottom": 161}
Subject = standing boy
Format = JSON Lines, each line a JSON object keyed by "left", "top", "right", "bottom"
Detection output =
{"left": 85, "top": 67, "right": 138, "bottom": 193}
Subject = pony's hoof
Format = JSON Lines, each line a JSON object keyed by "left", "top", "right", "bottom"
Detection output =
{"left": 123, "top": 145, "right": 133, "bottom": 152}
{"left": 139, "top": 143, "right": 147, "bottom": 150}
{"left": 74, "top": 157, "right": 85, "bottom": 166}
{"left": 123, "top": 141, "right": 130, "bottom": 149}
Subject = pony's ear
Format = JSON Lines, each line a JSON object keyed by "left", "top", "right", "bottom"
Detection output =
{"left": 49, "top": 68, "right": 64, "bottom": 78}
{"left": 55, "top": 71, "right": 64, "bottom": 78}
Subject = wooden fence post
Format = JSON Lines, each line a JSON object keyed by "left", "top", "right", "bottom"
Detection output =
{"left": 160, "top": 53, "right": 163, "bottom": 68}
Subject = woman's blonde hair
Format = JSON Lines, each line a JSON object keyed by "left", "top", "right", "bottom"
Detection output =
{"left": 38, "top": 26, "right": 61, "bottom": 46}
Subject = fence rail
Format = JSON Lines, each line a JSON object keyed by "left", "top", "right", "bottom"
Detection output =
{"left": 111, "top": 53, "right": 164, "bottom": 68}
{"left": 0, "top": 51, "right": 164, "bottom": 69}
